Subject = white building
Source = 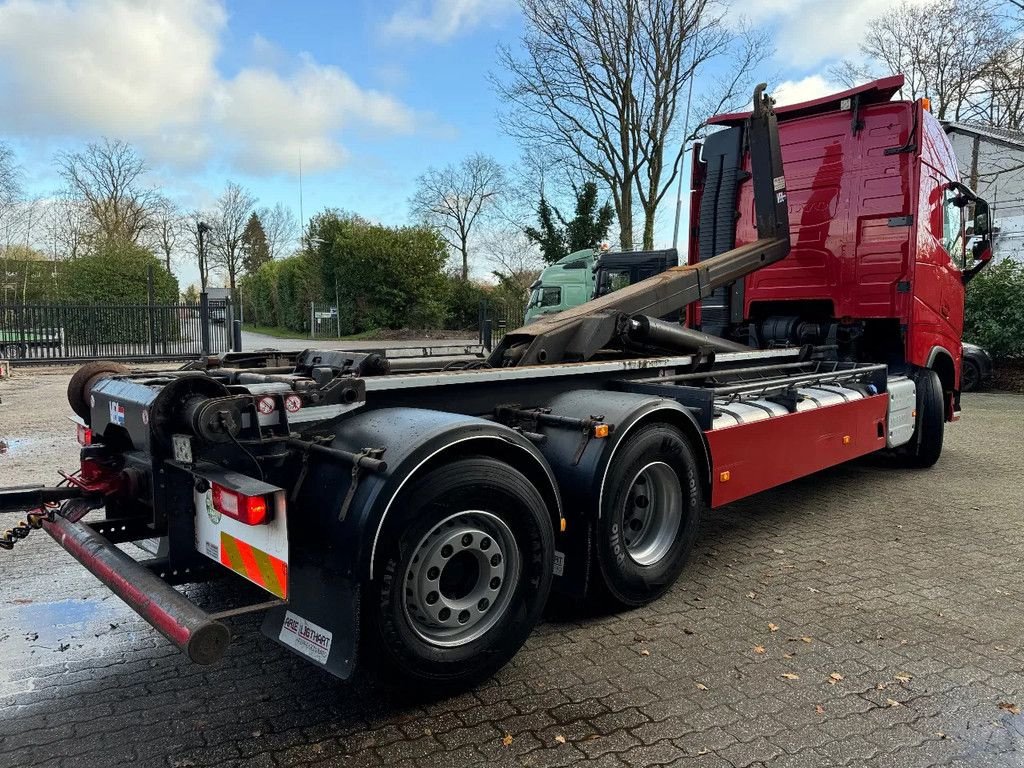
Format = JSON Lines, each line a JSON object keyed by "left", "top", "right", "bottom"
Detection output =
{"left": 945, "top": 122, "right": 1024, "bottom": 262}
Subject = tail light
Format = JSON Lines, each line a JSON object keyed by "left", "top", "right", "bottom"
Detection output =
{"left": 211, "top": 483, "right": 271, "bottom": 526}
{"left": 76, "top": 424, "right": 93, "bottom": 446}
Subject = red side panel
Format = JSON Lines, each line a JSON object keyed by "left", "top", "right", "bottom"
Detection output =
{"left": 706, "top": 395, "right": 889, "bottom": 507}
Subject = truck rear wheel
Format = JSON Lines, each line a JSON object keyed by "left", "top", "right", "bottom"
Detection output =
{"left": 365, "top": 457, "right": 554, "bottom": 689}
{"left": 901, "top": 369, "right": 945, "bottom": 468}
{"left": 593, "top": 424, "right": 702, "bottom": 608}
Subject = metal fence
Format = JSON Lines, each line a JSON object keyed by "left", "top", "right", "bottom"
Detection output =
{"left": 478, "top": 298, "right": 527, "bottom": 351}
{"left": 0, "top": 296, "right": 235, "bottom": 363}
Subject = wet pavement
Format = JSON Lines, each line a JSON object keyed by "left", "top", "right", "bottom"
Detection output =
{"left": 1, "top": 367, "right": 1023, "bottom": 767}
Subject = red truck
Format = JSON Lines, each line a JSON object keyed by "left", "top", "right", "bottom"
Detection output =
{"left": 689, "top": 75, "right": 991, "bottom": 464}
{"left": 0, "top": 80, "right": 991, "bottom": 690}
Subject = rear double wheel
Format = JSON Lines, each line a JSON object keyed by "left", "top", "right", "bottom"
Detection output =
{"left": 364, "top": 457, "right": 554, "bottom": 689}
{"left": 593, "top": 423, "right": 703, "bottom": 608}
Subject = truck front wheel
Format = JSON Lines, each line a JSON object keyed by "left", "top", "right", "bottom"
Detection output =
{"left": 365, "top": 457, "right": 554, "bottom": 689}
{"left": 594, "top": 424, "right": 703, "bottom": 608}
{"left": 901, "top": 369, "right": 945, "bottom": 468}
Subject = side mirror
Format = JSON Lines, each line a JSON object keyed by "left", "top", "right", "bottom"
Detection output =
{"left": 973, "top": 198, "right": 991, "bottom": 238}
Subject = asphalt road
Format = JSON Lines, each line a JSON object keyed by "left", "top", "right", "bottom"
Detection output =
{"left": 1, "top": 367, "right": 1023, "bottom": 767}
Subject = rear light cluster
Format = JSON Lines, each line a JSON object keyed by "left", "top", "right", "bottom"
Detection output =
{"left": 76, "top": 424, "right": 93, "bottom": 446}
{"left": 211, "top": 483, "right": 271, "bottom": 525}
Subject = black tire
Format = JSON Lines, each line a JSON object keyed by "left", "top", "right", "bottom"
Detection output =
{"left": 67, "top": 361, "right": 130, "bottom": 420}
{"left": 593, "top": 423, "right": 703, "bottom": 609}
{"left": 902, "top": 369, "right": 945, "bottom": 468}
{"left": 2, "top": 343, "right": 23, "bottom": 359}
{"left": 960, "top": 359, "right": 981, "bottom": 392}
{"left": 364, "top": 457, "right": 554, "bottom": 689}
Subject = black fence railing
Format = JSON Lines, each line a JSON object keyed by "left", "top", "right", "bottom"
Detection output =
{"left": 478, "top": 298, "right": 527, "bottom": 351}
{"left": 0, "top": 297, "right": 235, "bottom": 363}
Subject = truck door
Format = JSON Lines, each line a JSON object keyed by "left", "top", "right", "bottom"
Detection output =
{"left": 939, "top": 186, "right": 966, "bottom": 339}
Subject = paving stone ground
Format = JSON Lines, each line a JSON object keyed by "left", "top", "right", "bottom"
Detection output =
{"left": 1, "top": 368, "right": 1023, "bottom": 767}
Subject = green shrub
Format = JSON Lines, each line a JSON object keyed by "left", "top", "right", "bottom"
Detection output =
{"left": 55, "top": 240, "right": 180, "bottom": 346}
{"left": 442, "top": 272, "right": 488, "bottom": 330}
{"left": 59, "top": 240, "right": 178, "bottom": 304}
{"left": 964, "top": 258, "right": 1024, "bottom": 360}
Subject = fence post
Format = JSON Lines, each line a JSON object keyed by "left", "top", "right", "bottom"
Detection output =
{"left": 483, "top": 319, "right": 493, "bottom": 352}
{"left": 199, "top": 292, "right": 211, "bottom": 355}
{"left": 147, "top": 265, "right": 156, "bottom": 356}
{"left": 232, "top": 320, "right": 243, "bottom": 352}
{"left": 310, "top": 302, "right": 315, "bottom": 340}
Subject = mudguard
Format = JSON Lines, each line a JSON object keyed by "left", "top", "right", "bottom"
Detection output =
{"left": 530, "top": 390, "right": 709, "bottom": 598}
{"left": 260, "top": 408, "right": 561, "bottom": 679}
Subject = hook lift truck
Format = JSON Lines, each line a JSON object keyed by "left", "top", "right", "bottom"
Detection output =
{"left": 0, "top": 77, "right": 993, "bottom": 688}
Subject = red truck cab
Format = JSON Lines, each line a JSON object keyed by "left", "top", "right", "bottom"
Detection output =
{"left": 689, "top": 75, "right": 992, "bottom": 420}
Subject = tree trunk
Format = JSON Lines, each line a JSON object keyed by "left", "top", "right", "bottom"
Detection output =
{"left": 642, "top": 207, "right": 656, "bottom": 250}
{"left": 461, "top": 243, "right": 469, "bottom": 280}
{"left": 616, "top": 182, "right": 634, "bottom": 251}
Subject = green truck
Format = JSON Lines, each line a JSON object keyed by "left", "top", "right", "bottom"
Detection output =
{"left": 524, "top": 247, "right": 677, "bottom": 324}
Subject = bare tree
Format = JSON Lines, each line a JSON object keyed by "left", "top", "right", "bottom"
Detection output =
{"left": 208, "top": 182, "right": 258, "bottom": 295}
{"left": 258, "top": 202, "right": 299, "bottom": 260}
{"left": 148, "top": 197, "right": 185, "bottom": 274}
{"left": 410, "top": 154, "right": 506, "bottom": 279}
{"left": 44, "top": 196, "right": 91, "bottom": 260}
{"left": 495, "top": 0, "right": 769, "bottom": 250}
{"left": 56, "top": 138, "right": 160, "bottom": 244}
{"left": 482, "top": 224, "right": 545, "bottom": 295}
{"left": 0, "top": 142, "right": 22, "bottom": 218}
{"left": 831, "top": 0, "right": 1014, "bottom": 124}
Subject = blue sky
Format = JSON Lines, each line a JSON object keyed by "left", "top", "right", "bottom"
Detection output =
{"left": 0, "top": 0, "right": 903, "bottom": 287}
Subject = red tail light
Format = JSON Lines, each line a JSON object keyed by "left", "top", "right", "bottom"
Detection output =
{"left": 212, "top": 483, "right": 271, "bottom": 525}
{"left": 76, "top": 424, "right": 93, "bottom": 446}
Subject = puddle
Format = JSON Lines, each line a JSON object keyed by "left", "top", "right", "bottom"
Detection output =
{"left": 0, "top": 437, "right": 37, "bottom": 456}
{"left": 1, "top": 597, "right": 128, "bottom": 661}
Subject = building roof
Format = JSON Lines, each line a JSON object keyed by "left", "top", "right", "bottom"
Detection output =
{"left": 944, "top": 122, "right": 1024, "bottom": 149}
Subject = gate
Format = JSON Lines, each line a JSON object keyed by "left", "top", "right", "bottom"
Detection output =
{"left": 0, "top": 295, "right": 235, "bottom": 364}
{"left": 478, "top": 298, "right": 527, "bottom": 351}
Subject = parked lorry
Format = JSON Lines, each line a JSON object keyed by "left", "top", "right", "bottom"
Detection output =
{"left": 0, "top": 79, "right": 992, "bottom": 689}
{"left": 524, "top": 247, "right": 676, "bottom": 324}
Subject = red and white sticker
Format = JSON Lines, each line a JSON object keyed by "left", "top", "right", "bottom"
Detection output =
{"left": 284, "top": 394, "right": 302, "bottom": 413}
{"left": 279, "top": 611, "right": 332, "bottom": 665}
{"left": 257, "top": 396, "right": 276, "bottom": 414}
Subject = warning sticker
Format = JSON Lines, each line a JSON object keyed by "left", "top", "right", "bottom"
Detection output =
{"left": 553, "top": 550, "right": 566, "bottom": 577}
{"left": 279, "top": 611, "right": 332, "bottom": 665}
{"left": 773, "top": 175, "right": 786, "bottom": 192}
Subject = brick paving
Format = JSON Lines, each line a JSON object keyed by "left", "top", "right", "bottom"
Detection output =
{"left": 1, "top": 371, "right": 1023, "bottom": 767}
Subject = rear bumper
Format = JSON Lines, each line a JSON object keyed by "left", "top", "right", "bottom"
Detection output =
{"left": 42, "top": 512, "right": 230, "bottom": 664}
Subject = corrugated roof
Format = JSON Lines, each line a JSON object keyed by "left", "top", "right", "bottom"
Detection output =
{"left": 944, "top": 122, "right": 1024, "bottom": 148}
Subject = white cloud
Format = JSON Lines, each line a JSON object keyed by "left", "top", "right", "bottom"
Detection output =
{"left": 0, "top": 0, "right": 222, "bottom": 137}
{"left": 773, "top": 75, "right": 843, "bottom": 107}
{"left": 383, "top": 0, "right": 517, "bottom": 43}
{"left": 740, "top": 0, "right": 933, "bottom": 68}
{"left": 216, "top": 59, "right": 416, "bottom": 174}
{"left": 0, "top": 0, "right": 423, "bottom": 175}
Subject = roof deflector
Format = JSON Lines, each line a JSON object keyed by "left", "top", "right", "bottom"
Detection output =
{"left": 708, "top": 74, "right": 905, "bottom": 127}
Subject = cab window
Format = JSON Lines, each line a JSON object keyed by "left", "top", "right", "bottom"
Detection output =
{"left": 596, "top": 268, "right": 631, "bottom": 296}
{"left": 942, "top": 191, "right": 964, "bottom": 263}
{"left": 529, "top": 286, "right": 561, "bottom": 308}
